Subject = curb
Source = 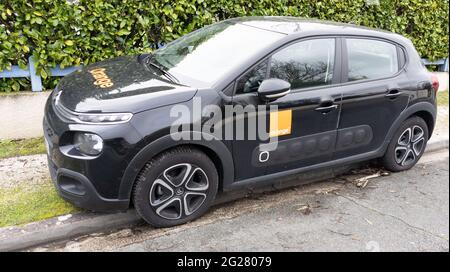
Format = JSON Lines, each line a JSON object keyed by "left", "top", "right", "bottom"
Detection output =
{"left": 0, "top": 137, "right": 448, "bottom": 252}
{"left": 425, "top": 137, "right": 449, "bottom": 153}
{"left": 0, "top": 210, "right": 141, "bottom": 252}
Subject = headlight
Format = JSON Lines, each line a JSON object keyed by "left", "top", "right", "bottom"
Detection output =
{"left": 53, "top": 88, "right": 133, "bottom": 124}
{"left": 77, "top": 113, "right": 133, "bottom": 124}
{"left": 74, "top": 132, "right": 103, "bottom": 156}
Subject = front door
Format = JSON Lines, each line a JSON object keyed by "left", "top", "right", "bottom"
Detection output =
{"left": 231, "top": 38, "right": 343, "bottom": 181}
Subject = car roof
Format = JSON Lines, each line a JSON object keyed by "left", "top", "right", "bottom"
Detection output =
{"left": 226, "top": 16, "right": 404, "bottom": 40}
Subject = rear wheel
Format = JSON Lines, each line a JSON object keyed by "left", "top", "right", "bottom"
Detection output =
{"left": 382, "top": 116, "right": 428, "bottom": 172}
{"left": 133, "top": 147, "right": 218, "bottom": 227}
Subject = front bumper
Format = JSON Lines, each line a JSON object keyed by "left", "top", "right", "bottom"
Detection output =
{"left": 47, "top": 157, "right": 129, "bottom": 212}
{"left": 43, "top": 94, "right": 142, "bottom": 212}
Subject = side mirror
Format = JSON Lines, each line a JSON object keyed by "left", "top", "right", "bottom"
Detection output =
{"left": 257, "top": 78, "right": 291, "bottom": 102}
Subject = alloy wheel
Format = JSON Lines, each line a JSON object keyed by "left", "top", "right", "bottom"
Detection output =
{"left": 149, "top": 163, "right": 209, "bottom": 220}
{"left": 394, "top": 125, "right": 425, "bottom": 167}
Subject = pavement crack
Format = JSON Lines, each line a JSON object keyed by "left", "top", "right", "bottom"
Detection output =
{"left": 327, "top": 229, "right": 353, "bottom": 237}
{"left": 334, "top": 192, "right": 449, "bottom": 242}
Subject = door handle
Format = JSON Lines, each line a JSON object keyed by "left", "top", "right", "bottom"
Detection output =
{"left": 385, "top": 89, "right": 402, "bottom": 98}
{"left": 315, "top": 104, "right": 338, "bottom": 113}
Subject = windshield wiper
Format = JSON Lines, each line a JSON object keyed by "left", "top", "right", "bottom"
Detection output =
{"left": 145, "top": 55, "right": 179, "bottom": 84}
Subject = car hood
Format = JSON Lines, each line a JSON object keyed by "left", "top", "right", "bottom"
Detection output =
{"left": 57, "top": 55, "right": 197, "bottom": 113}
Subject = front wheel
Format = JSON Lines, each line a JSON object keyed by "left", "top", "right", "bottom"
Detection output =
{"left": 133, "top": 147, "right": 218, "bottom": 227}
{"left": 382, "top": 116, "right": 428, "bottom": 172}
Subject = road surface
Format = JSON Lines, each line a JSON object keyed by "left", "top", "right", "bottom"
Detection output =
{"left": 32, "top": 149, "right": 449, "bottom": 252}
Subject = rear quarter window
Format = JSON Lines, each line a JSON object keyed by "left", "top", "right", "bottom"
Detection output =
{"left": 346, "top": 38, "right": 399, "bottom": 81}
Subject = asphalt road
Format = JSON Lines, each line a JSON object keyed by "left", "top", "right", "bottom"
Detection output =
{"left": 34, "top": 149, "right": 449, "bottom": 252}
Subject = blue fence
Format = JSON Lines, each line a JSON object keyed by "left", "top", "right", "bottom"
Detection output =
{"left": 0, "top": 54, "right": 448, "bottom": 92}
{"left": 0, "top": 56, "right": 81, "bottom": 92}
{"left": 422, "top": 58, "right": 449, "bottom": 72}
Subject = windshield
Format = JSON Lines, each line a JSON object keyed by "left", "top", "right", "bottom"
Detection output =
{"left": 151, "top": 21, "right": 284, "bottom": 86}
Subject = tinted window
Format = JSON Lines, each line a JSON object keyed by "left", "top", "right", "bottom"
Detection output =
{"left": 151, "top": 21, "right": 283, "bottom": 86}
{"left": 346, "top": 39, "right": 398, "bottom": 81}
{"left": 236, "top": 60, "right": 268, "bottom": 94}
{"left": 269, "top": 39, "right": 335, "bottom": 89}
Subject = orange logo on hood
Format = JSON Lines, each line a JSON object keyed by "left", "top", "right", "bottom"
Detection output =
{"left": 89, "top": 68, "right": 114, "bottom": 88}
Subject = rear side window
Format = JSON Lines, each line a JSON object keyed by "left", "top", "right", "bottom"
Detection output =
{"left": 346, "top": 38, "right": 398, "bottom": 81}
{"left": 269, "top": 38, "right": 335, "bottom": 90}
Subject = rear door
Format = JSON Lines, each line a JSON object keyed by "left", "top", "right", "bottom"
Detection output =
{"left": 334, "top": 37, "right": 410, "bottom": 160}
{"left": 231, "top": 37, "right": 343, "bottom": 181}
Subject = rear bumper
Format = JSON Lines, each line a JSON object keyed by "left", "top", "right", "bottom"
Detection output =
{"left": 47, "top": 157, "right": 129, "bottom": 212}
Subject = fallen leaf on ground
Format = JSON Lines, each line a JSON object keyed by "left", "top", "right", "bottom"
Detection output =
{"left": 355, "top": 171, "right": 390, "bottom": 188}
{"left": 296, "top": 204, "right": 312, "bottom": 215}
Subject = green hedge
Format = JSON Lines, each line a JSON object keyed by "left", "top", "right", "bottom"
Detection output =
{"left": 0, "top": 0, "right": 448, "bottom": 92}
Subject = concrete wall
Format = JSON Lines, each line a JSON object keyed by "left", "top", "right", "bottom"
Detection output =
{"left": 0, "top": 72, "right": 448, "bottom": 140}
{"left": 0, "top": 92, "right": 50, "bottom": 140}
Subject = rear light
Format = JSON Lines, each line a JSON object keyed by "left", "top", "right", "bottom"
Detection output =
{"left": 431, "top": 74, "right": 440, "bottom": 92}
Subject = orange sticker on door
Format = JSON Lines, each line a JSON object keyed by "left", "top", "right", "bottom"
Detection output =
{"left": 269, "top": 109, "right": 292, "bottom": 137}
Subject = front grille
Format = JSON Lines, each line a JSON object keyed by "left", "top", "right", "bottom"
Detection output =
{"left": 51, "top": 88, "right": 133, "bottom": 125}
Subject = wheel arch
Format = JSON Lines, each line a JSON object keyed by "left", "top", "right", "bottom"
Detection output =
{"left": 117, "top": 131, "right": 234, "bottom": 202}
{"left": 410, "top": 110, "right": 435, "bottom": 139}
{"left": 385, "top": 102, "right": 436, "bottom": 148}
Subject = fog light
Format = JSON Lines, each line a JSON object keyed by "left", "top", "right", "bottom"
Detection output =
{"left": 74, "top": 132, "right": 103, "bottom": 156}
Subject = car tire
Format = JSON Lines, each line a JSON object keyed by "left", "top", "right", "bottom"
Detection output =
{"left": 133, "top": 146, "right": 218, "bottom": 227}
{"left": 382, "top": 116, "right": 428, "bottom": 172}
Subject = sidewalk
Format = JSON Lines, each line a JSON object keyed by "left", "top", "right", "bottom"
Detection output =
{"left": 0, "top": 104, "right": 448, "bottom": 251}
{"left": 427, "top": 105, "right": 449, "bottom": 152}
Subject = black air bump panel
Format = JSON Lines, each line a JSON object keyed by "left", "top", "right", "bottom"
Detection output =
{"left": 251, "top": 130, "right": 337, "bottom": 167}
{"left": 335, "top": 125, "right": 373, "bottom": 151}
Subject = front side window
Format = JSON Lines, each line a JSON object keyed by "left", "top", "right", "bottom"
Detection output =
{"left": 346, "top": 38, "right": 399, "bottom": 82}
{"left": 235, "top": 60, "right": 268, "bottom": 94}
{"left": 269, "top": 38, "right": 335, "bottom": 89}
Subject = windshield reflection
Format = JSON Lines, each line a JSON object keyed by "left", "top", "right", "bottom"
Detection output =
{"left": 152, "top": 21, "right": 284, "bottom": 85}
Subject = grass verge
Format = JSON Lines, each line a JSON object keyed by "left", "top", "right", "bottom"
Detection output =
{"left": 437, "top": 90, "right": 449, "bottom": 106}
{"left": 0, "top": 137, "right": 46, "bottom": 159}
{"left": 0, "top": 181, "right": 79, "bottom": 227}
